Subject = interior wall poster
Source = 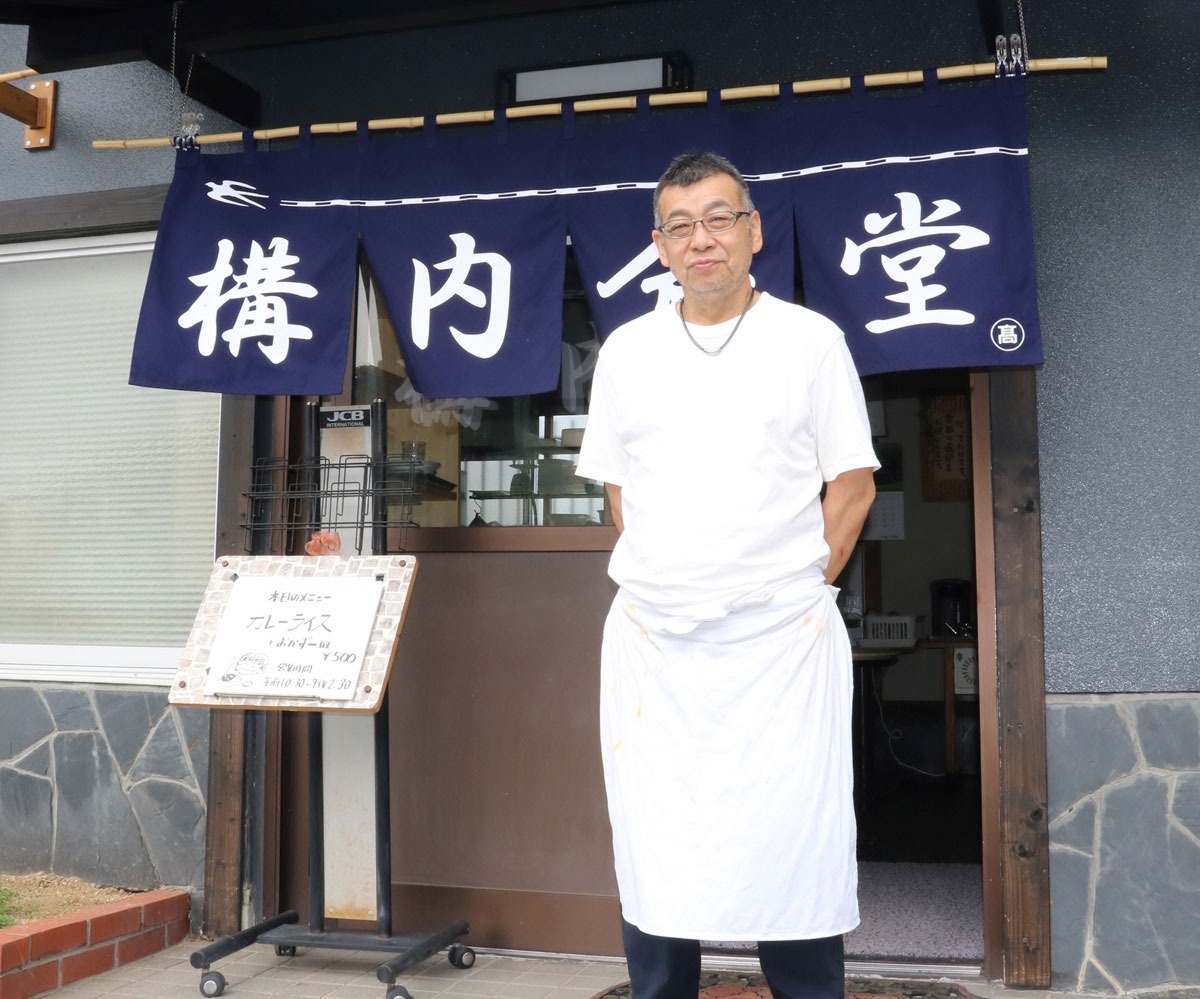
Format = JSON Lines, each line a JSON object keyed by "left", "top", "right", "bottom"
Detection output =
{"left": 128, "top": 75, "right": 1043, "bottom": 399}
{"left": 791, "top": 73, "right": 1043, "bottom": 375}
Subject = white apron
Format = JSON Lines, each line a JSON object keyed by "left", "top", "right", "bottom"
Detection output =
{"left": 600, "top": 571, "right": 859, "bottom": 941}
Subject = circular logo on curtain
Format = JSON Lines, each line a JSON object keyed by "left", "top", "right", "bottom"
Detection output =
{"left": 989, "top": 317, "right": 1026, "bottom": 352}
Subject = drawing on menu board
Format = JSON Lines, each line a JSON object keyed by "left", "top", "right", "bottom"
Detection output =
{"left": 202, "top": 574, "right": 384, "bottom": 700}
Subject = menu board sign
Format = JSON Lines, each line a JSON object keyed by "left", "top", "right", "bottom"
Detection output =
{"left": 172, "top": 555, "right": 416, "bottom": 713}
{"left": 202, "top": 575, "right": 384, "bottom": 700}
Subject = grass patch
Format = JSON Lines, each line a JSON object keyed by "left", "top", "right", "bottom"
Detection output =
{"left": 0, "top": 886, "right": 18, "bottom": 929}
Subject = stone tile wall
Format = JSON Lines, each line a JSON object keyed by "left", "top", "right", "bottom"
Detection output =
{"left": 0, "top": 683, "right": 208, "bottom": 924}
{"left": 6, "top": 681, "right": 1199, "bottom": 991}
{"left": 1048, "top": 694, "right": 1200, "bottom": 993}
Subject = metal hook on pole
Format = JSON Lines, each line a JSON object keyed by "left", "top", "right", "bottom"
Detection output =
{"left": 169, "top": 1, "right": 203, "bottom": 148}
{"left": 1009, "top": 33, "right": 1027, "bottom": 75}
{"left": 996, "top": 0, "right": 1031, "bottom": 79}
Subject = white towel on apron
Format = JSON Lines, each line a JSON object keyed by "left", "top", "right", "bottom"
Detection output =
{"left": 600, "top": 571, "right": 859, "bottom": 941}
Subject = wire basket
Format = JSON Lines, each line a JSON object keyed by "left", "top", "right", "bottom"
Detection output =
{"left": 240, "top": 454, "right": 423, "bottom": 555}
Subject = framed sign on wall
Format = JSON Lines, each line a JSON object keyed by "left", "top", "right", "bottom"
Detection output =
{"left": 921, "top": 393, "right": 973, "bottom": 502}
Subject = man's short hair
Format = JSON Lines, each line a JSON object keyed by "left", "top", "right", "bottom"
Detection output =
{"left": 653, "top": 151, "right": 755, "bottom": 227}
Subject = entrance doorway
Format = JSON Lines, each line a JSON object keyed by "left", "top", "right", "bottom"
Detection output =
{"left": 246, "top": 254, "right": 1049, "bottom": 981}
{"left": 255, "top": 368, "right": 1051, "bottom": 983}
{"left": 846, "top": 369, "right": 983, "bottom": 965}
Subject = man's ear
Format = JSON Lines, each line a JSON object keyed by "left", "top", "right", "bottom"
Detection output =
{"left": 651, "top": 229, "right": 670, "bottom": 267}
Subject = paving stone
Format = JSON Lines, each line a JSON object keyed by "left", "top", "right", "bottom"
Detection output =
{"left": 177, "top": 706, "right": 210, "bottom": 795}
{"left": 11, "top": 740, "right": 51, "bottom": 777}
{"left": 1133, "top": 699, "right": 1200, "bottom": 770}
{"left": 94, "top": 690, "right": 161, "bottom": 775}
{"left": 129, "top": 778, "right": 207, "bottom": 887}
{"left": 53, "top": 731, "right": 158, "bottom": 887}
{"left": 1050, "top": 797, "right": 1095, "bottom": 852}
{"left": 1082, "top": 959, "right": 1119, "bottom": 993}
{"left": 43, "top": 688, "right": 97, "bottom": 732}
{"left": 1167, "top": 824, "right": 1200, "bottom": 892}
{"left": 1046, "top": 701, "right": 1138, "bottom": 814}
{"left": 128, "top": 714, "right": 192, "bottom": 783}
{"left": 0, "top": 685, "right": 53, "bottom": 758}
{"left": 1176, "top": 773, "right": 1200, "bottom": 839}
{"left": 1049, "top": 845, "right": 1091, "bottom": 979}
{"left": 0, "top": 766, "right": 53, "bottom": 869}
{"left": 1092, "top": 775, "right": 1182, "bottom": 990}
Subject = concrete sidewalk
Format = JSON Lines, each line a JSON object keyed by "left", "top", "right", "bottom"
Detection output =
{"left": 44, "top": 937, "right": 1068, "bottom": 999}
{"left": 48, "top": 939, "right": 631, "bottom": 999}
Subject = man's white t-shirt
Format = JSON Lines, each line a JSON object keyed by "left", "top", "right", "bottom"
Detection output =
{"left": 577, "top": 292, "right": 879, "bottom": 619}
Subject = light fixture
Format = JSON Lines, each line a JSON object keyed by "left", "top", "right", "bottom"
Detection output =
{"left": 497, "top": 53, "right": 691, "bottom": 107}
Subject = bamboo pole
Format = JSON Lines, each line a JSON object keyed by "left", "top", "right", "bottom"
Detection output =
{"left": 0, "top": 68, "right": 37, "bottom": 84}
{"left": 91, "top": 55, "right": 1107, "bottom": 151}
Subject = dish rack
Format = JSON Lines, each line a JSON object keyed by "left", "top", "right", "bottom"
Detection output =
{"left": 859, "top": 613, "right": 917, "bottom": 648}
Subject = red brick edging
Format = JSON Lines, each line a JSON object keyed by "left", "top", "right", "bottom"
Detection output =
{"left": 0, "top": 889, "right": 190, "bottom": 999}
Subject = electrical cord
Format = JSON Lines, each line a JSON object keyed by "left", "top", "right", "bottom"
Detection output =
{"left": 869, "top": 666, "right": 979, "bottom": 779}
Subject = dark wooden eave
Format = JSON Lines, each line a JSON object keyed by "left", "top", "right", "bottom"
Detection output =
{"left": 0, "top": 0, "right": 652, "bottom": 125}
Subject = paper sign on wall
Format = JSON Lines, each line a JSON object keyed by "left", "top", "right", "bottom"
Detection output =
{"left": 862, "top": 490, "right": 905, "bottom": 540}
{"left": 202, "top": 574, "right": 384, "bottom": 700}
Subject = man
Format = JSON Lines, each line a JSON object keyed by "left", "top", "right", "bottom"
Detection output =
{"left": 575, "top": 151, "right": 879, "bottom": 999}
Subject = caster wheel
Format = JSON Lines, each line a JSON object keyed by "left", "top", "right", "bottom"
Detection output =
{"left": 448, "top": 944, "right": 476, "bottom": 969}
{"left": 274, "top": 944, "right": 297, "bottom": 957}
{"left": 199, "top": 970, "right": 227, "bottom": 997}
{"left": 386, "top": 987, "right": 414, "bottom": 999}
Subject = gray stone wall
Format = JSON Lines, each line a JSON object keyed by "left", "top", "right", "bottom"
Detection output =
{"left": 1048, "top": 694, "right": 1200, "bottom": 993}
{"left": 0, "top": 683, "right": 208, "bottom": 916}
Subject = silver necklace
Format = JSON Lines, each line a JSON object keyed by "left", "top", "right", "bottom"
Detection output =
{"left": 678, "top": 288, "right": 756, "bottom": 356}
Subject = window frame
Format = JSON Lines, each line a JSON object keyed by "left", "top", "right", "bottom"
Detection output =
{"left": 0, "top": 228, "right": 221, "bottom": 686}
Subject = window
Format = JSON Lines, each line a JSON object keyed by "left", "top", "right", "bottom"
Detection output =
{"left": 0, "top": 232, "right": 220, "bottom": 685}
{"left": 235, "top": 255, "right": 613, "bottom": 559}
{"left": 350, "top": 261, "right": 608, "bottom": 531}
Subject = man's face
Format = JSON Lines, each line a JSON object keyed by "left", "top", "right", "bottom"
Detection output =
{"left": 651, "top": 172, "right": 763, "bottom": 306}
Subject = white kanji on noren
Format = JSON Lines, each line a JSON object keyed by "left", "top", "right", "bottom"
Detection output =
{"left": 841, "top": 192, "right": 990, "bottom": 334}
{"left": 595, "top": 243, "right": 680, "bottom": 309}
{"left": 411, "top": 232, "right": 512, "bottom": 359}
{"left": 178, "top": 237, "right": 318, "bottom": 364}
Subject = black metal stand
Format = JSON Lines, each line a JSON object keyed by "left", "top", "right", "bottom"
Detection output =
{"left": 189, "top": 400, "right": 473, "bottom": 999}
{"left": 189, "top": 698, "right": 473, "bottom": 997}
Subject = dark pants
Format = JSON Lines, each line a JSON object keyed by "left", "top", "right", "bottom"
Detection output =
{"left": 621, "top": 918, "right": 845, "bottom": 999}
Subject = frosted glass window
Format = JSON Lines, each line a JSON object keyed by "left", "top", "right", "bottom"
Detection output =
{"left": 0, "top": 233, "right": 219, "bottom": 685}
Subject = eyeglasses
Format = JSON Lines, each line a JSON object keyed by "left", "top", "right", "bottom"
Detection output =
{"left": 656, "top": 210, "right": 752, "bottom": 239}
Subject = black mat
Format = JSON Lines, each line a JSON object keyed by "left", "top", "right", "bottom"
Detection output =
{"left": 591, "top": 972, "right": 977, "bottom": 999}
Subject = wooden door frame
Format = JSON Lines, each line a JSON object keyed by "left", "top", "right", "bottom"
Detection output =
{"left": 0, "top": 189, "right": 1051, "bottom": 985}
{"left": 971, "top": 369, "right": 1051, "bottom": 986}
